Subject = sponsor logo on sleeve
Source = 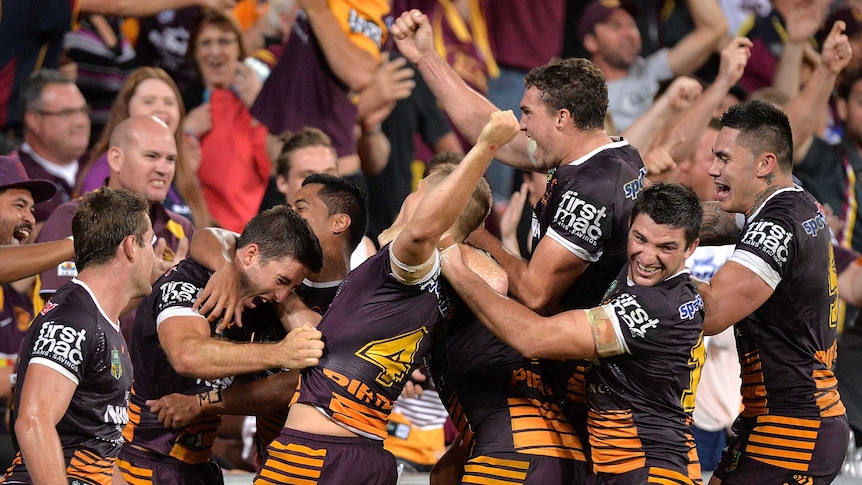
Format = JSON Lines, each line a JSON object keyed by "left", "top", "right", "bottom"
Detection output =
{"left": 623, "top": 167, "right": 647, "bottom": 200}
{"left": 740, "top": 220, "right": 792, "bottom": 266}
{"left": 679, "top": 295, "right": 704, "bottom": 320}
{"left": 801, "top": 211, "right": 827, "bottom": 237}
{"left": 609, "top": 293, "right": 660, "bottom": 338}
{"left": 32, "top": 321, "right": 86, "bottom": 372}
{"left": 553, "top": 191, "right": 609, "bottom": 246}
{"left": 158, "top": 281, "right": 200, "bottom": 309}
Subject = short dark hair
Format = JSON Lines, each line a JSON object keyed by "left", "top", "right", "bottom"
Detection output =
{"left": 276, "top": 127, "right": 336, "bottom": 178}
{"left": 20, "top": 69, "right": 76, "bottom": 116}
{"left": 237, "top": 205, "right": 323, "bottom": 273}
{"left": 302, "top": 173, "right": 368, "bottom": 252}
{"left": 73, "top": 188, "right": 150, "bottom": 272}
{"left": 524, "top": 58, "right": 608, "bottom": 131}
{"left": 719, "top": 100, "right": 793, "bottom": 172}
{"left": 630, "top": 183, "right": 702, "bottom": 247}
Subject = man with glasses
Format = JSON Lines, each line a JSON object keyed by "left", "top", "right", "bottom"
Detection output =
{"left": 12, "top": 70, "right": 90, "bottom": 233}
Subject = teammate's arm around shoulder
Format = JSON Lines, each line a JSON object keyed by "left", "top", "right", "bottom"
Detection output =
{"left": 391, "top": 111, "right": 519, "bottom": 284}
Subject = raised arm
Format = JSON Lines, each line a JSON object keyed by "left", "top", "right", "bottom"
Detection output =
{"left": 665, "top": 37, "right": 751, "bottom": 163}
{"left": 392, "top": 10, "right": 533, "bottom": 169}
{"left": 666, "top": 0, "right": 729, "bottom": 76}
{"left": 390, "top": 110, "right": 519, "bottom": 281}
{"left": 0, "top": 239, "right": 74, "bottom": 285}
{"left": 784, "top": 21, "right": 852, "bottom": 162}
{"left": 299, "top": 0, "right": 381, "bottom": 91}
{"left": 81, "top": 0, "right": 235, "bottom": 17}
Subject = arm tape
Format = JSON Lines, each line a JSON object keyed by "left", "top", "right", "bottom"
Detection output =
{"left": 586, "top": 305, "right": 625, "bottom": 358}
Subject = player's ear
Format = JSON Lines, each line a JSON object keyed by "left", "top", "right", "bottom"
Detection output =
{"left": 121, "top": 234, "right": 137, "bottom": 261}
{"left": 331, "top": 214, "right": 350, "bottom": 235}
{"left": 238, "top": 243, "right": 259, "bottom": 267}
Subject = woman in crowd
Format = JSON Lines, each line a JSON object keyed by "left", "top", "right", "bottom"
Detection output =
{"left": 76, "top": 66, "right": 213, "bottom": 227}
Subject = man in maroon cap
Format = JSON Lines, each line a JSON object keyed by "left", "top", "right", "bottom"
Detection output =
{"left": 578, "top": 0, "right": 728, "bottom": 131}
{"left": 0, "top": 154, "right": 72, "bottom": 469}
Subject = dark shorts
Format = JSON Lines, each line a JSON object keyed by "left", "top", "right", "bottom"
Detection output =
{"left": 713, "top": 414, "right": 849, "bottom": 484}
{"left": 116, "top": 445, "right": 224, "bottom": 485}
{"left": 588, "top": 467, "right": 698, "bottom": 485}
{"left": 463, "top": 452, "right": 587, "bottom": 484}
{"left": 254, "top": 428, "right": 398, "bottom": 485}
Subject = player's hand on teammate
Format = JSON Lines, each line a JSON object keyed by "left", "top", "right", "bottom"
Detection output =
{"left": 478, "top": 110, "right": 520, "bottom": 151}
{"left": 194, "top": 263, "right": 243, "bottom": 332}
{"left": 390, "top": 10, "right": 434, "bottom": 64}
{"left": 278, "top": 323, "right": 324, "bottom": 369}
{"left": 146, "top": 393, "right": 204, "bottom": 429}
{"left": 400, "top": 369, "right": 427, "bottom": 399}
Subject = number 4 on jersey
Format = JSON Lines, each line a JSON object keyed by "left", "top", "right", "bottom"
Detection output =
{"left": 356, "top": 328, "right": 428, "bottom": 387}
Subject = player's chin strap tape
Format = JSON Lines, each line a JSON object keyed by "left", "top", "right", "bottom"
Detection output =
{"left": 586, "top": 305, "right": 625, "bottom": 358}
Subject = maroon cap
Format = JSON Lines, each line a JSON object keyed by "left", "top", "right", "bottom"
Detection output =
{"left": 577, "top": 0, "right": 640, "bottom": 42}
{"left": 0, "top": 155, "right": 57, "bottom": 203}
{"left": 826, "top": 6, "right": 862, "bottom": 37}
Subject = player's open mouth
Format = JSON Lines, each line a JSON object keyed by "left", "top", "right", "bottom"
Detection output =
{"left": 151, "top": 180, "right": 167, "bottom": 188}
{"left": 13, "top": 226, "right": 31, "bottom": 244}
{"left": 715, "top": 183, "right": 730, "bottom": 197}
{"left": 636, "top": 261, "right": 658, "bottom": 274}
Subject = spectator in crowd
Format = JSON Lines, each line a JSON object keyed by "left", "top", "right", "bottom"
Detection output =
{"left": 0, "top": 155, "right": 60, "bottom": 470}
{"left": 578, "top": 0, "right": 728, "bottom": 131}
{"left": 737, "top": 0, "right": 831, "bottom": 94}
{"left": 0, "top": 0, "right": 236, "bottom": 144}
{"left": 482, "top": 0, "right": 565, "bottom": 210}
{"left": 185, "top": 9, "right": 270, "bottom": 232}
{"left": 63, "top": 14, "right": 137, "bottom": 145}
{"left": 75, "top": 67, "right": 212, "bottom": 228}
{"left": 250, "top": 0, "right": 389, "bottom": 191}
{"left": 363, "top": 51, "right": 461, "bottom": 240}
{"left": 5, "top": 188, "right": 154, "bottom": 485}
{"left": 35, "top": 115, "right": 193, "bottom": 343}
{"left": 12, "top": 70, "right": 90, "bottom": 229}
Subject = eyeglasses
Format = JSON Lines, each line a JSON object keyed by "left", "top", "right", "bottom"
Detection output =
{"left": 31, "top": 105, "right": 90, "bottom": 118}
{"left": 197, "top": 37, "right": 239, "bottom": 50}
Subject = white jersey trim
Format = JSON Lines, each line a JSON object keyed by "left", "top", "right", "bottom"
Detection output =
{"left": 71, "top": 279, "right": 120, "bottom": 333}
{"left": 601, "top": 303, "right": 632, "bottom": 355}
{"left": 156, "top": 306, "right": 207, "bottom": 330}
{"left": 729, "top": 250, "right": 781, "bottom": 289}
{"left": 546, "top": 227, "right": 602, "bottom": 262}
{"left": 301, "top": 278, "right": 342, "bottom": 288}
{"left": 30, "top": 357, "right": 79, "bottom": 385}
{"left": 563, "top": 137, "right": 631, "bottom": 167}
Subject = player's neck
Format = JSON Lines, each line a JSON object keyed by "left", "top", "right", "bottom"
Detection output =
{"left": 75, "top": 269, "right": 135, "bottom": 322}
{"left": 309, "top": 250, "right": 349, "bottom": 283}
